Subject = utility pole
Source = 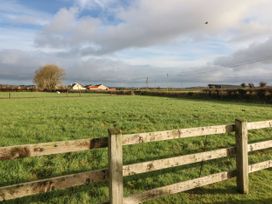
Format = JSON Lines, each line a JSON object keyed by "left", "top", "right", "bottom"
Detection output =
{"left": 167, "top": 73, "right": 169, "bottom": 92}
{"left": 146, "top": 76, "right": 149, "bottom": 89}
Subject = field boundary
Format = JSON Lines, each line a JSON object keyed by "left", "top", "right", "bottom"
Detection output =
{"left": 0, "top": 119, "right": 271, "bottom": 203}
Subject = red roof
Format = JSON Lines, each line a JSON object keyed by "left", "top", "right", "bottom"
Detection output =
{"left": 87, "top": 85, "right": 100, "bottom": 88}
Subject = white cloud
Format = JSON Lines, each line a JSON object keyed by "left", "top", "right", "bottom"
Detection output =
{"left": 36, "top": 7, "right": 100, "bottom": 49}
{"left": 2, "top": 0, "right": 272, "bottom": 86}
{"left": 36, "top": 0, "right": 272, "bottom": 55}
{"left": 0, "top": 27, "right": 36, "bottom": 51}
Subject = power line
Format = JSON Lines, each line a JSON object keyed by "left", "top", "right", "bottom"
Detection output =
{"left": 178, "top": 55, "right": 272, "bottom": 77}
{"left": 108, "top": 54, "right": 272, "bottom": 83}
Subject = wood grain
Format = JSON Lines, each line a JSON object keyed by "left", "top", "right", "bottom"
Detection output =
{"left": 235, "top": 119, "right": 249, "bottom": 194}
{"left": 123, "top": 171, "right": 235, "bottom": 204}
{"left": 0, "top": 169, "right": 107, "bottom": 201}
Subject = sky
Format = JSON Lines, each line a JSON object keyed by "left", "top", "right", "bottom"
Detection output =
{"left": 1, "top": 0, "right": 272, "bottom": 87}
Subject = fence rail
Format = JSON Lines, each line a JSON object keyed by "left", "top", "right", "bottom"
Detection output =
{"left": 0, "top": 124, "right": 235, "bottom": 161}
{"left": 0, "top": 119, "right": 272, "bottom": 203}
{"left": 0, "top": 169, "right": 108, "bottom": 201}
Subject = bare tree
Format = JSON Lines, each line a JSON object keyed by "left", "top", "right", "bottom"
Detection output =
{"left": 33, "top": 64, "right": 64, "bottom": 90}
{"left": 248, "top": 83, "right": 255, "bottom": 88}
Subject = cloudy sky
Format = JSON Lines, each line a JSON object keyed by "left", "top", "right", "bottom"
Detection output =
{"left": 1, "top": 0, "right": 272, "bottom": 87}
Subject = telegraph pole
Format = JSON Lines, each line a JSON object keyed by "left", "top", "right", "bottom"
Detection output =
{"left": 146, "top": 76, "right": 149, "bottom": 88}
{"left": 167, "top": 73, "right": 169, "bottom": 92}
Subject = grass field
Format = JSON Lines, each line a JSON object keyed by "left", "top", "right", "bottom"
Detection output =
{"left": 0, "top": 93, "right": 271, "bottom": 203}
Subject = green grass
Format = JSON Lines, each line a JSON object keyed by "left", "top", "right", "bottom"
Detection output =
{"left": 0, "top": 93, "right": 271, "bottom": 203}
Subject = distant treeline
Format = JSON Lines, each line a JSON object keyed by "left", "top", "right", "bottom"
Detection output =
{"left": 0, "top": 87, "right": 36, "bottom": 92}
{"left": 1, "top": 85, "right": 272, "bottom": 103}
{"left": 128, "top": 88, "right": 272, "bottom": 103}
{"left": 62, "top": 88, "right": 272, "bottom": 103}
{"left": 202, "top": 88, "right": 272, "bottom": 102}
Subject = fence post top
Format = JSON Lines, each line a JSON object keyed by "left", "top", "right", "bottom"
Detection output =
{"left": 235, "top": 118, "right": 247, "bottom": 123}
{"left": 108, "top": 128, "right": 122, "bottom": 135}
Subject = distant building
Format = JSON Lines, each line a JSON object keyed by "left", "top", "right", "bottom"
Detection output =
{"left": 86, "top": 84, "right": 109, "bottom": 91}
{"left": 208, "top": 84, "right": 241, "bottom": 89}
{"left": 0, "top": 84, "right": 36, "bottom": 90}
{"left": 71, "top": 82, "right": 86, "bottom": 90}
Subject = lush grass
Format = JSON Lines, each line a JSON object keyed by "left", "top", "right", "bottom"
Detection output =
{"left": 0, "top": 93, "right": 271, "bottom": 203}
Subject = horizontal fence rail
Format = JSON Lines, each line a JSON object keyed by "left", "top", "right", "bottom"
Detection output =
{"left": 123, "top": 124, "right": 235, "bottom": 145}
{"left": 123, "top": 161, "right": 272, "bottom": 204}
{"left": 0, "top": 119, "right": 271, "bottom": 203}
{"left": 2, "top": 120, "right": 272, "bottom": 161}
{"left": 124, "top": 171, "right": 236, "bottom": 203}
{"left": 123, "top": 140, "right": 272, "bottom": 176}
{"left": 247, "top": 120, "right": 272, "bottom": 130}
{"left": 0, "top": 169, "right": 108, "bottom": 201}
{"left": 0, "top": 124, "right": 235, "bottom": 161}
{"left": 1, "top": 140, "right": 271, "bottom": 201}
{"left": 0, "top": 138, "right": 108, "bottom": 161}
{"left": 249, "top": 160, "right": 272, "bottom": 173}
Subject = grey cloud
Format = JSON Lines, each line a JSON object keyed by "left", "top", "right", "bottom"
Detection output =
{"left": 1, "top": 48, "right": 272, "bottom": 87}
{"left": 0, "top": 50, "right": 39, "bottom": 80}
{"left": 177, "top": 38, "right": 272, "bottom": 84}
{"left": 214, "top": 37, "right": 272, "bottom": 67}
{"left": 0, "top": 49, "right": 181, "bottom": 85}
{"left": 180, "top": 65, "right": 272, "bottom": 84}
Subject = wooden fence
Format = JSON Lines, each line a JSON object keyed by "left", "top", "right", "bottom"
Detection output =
{"left": 0, "top": 119, "right": 272, "bottom": 203}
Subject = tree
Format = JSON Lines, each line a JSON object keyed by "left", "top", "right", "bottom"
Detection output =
{"left": 33, "top": 64, "right": 64, "bottom": 90}
{"left": 259, "top": 81, "right": 267, "bottom": 88}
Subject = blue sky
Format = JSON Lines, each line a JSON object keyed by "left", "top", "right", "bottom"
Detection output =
{"left": 1, "top": 0, "right": 272, "bottom": 87}
{"left": 16, "top": 0, "right": 70, "bottom": 13}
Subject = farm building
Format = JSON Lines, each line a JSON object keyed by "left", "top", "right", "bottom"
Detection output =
{"left": 71, "top": 82, "right": 86, "bottom": 90}
{"left": 208, "top": 84, "right": 241, "bottom": 89}
{"left": 86, "top": 84, "right": 109, "bottom": 91}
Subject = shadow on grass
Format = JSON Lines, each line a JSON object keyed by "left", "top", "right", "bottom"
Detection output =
{"left": 189, "top": 184, "right": 237, "bottom": 195}
{"left": 0, "top": 94, "right": 113, "bottom": 100}
{"left": 189, "top": 185, "right": 271, "bottom": 204}
{"left": 212, "top": 198, "right": 272, "bottom": 204}
{"left": 168, "top": 96, "right": 272, "bottom": 107}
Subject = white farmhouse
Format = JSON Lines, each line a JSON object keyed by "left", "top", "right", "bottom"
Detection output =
{"left": 71, "top": 82, "right": 86, "bottom": 90}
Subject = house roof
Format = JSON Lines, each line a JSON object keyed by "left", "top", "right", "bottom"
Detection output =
{"left": 72, "top": 82, "right": 85, "bottom": 87}
{"left": 87, "top": 84, "right": 107, "bottom": 88}
{"left": 208, "top": 84, "right": 241, "bottom": 88}
{"left": 88, "top": 85, "right": 100, "bottom": 88}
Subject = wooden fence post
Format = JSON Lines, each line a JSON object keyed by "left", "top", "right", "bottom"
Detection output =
{"left": 235, "top": 119, "right": 249, "bottom": 194}
{"left": 108, "top": 128, "right": 123, "bottom": 204}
